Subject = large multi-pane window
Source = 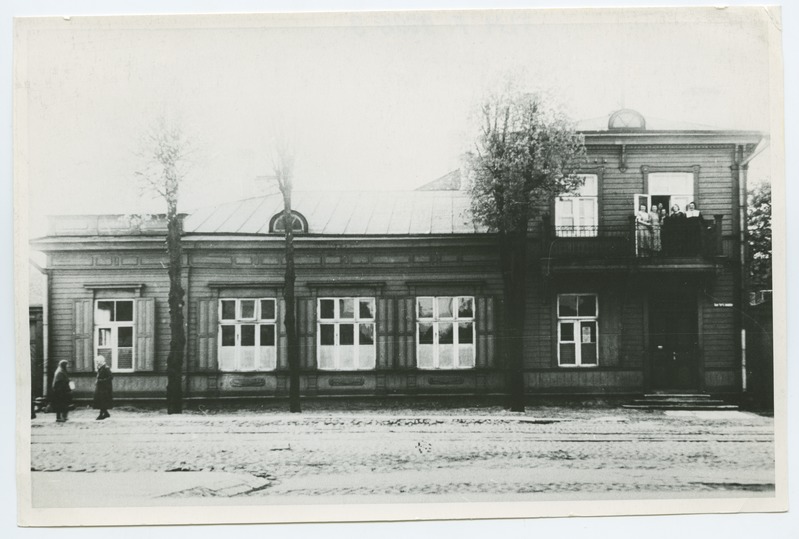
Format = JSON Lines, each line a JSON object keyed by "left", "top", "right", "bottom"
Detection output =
{"left": 416, "top": 296, "right": 475, "bottom": 370}
{"left": 95, "top": 299, "right": 135, "bottom": 372}
{"left": 557, "top": 294, "right": 598, "bottom": 367}
{"left": 555, "top": 174, "right": 598, "bottom": 237}
{"left": 218, "top": 298, "right": 277, "bottom": 371}
{"left": 317, "top": 297, "right": 376, "bottom": 370}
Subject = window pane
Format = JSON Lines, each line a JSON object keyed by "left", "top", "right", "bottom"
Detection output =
{"left": 578, "top": 174, "right": 598, "bottom": 196}
{"left": 98, "top": 328, "right": 112, "bottom": 347}
{"left": 578, "top": 296, "right": 597, "bottom": 317}
{"left": 558, "top": 295, "right": 578, "bottom": 317}
{"left": 560, "top": 343, "right": 576, "bottom": 365}
{"left": 320, "top": 324, "right": 335, "bottom": 345}
{"left": 319, "top": 346, "right": 335, "bottom": 370}
{"left": 438, "top": 346, "right": 454, "bottom": 369}
{"left": 116, "top": 301, "right": 133, "bottom": 322}
{"left": 221, "top": 300, "right": 236, "bottom": 320}
{"left": 580, "top": 321, "right": 597, "bottom": 343}
{"left": 358, "top": 346, "right": 376, "bottom": 370}
{"left": 340, "top": 323, "right": 355, "bottom": 345}
{"left": 418, "top": 322, "right": 434, "bottom": 345}
{"left": 117, "top": 349, "right": 133, "bottom": 370}
{"left": 339, "top": 346, "right": 355, "bottom": 370}
{"left": 339, "top": 298, "right": 354, "bottom": 319}
{"left": 581, "top": 343, "right": 598, "bottom": 365}
{"left": 97, "top": 349, "right": 112, "bottom": 365}
{"left": 560, "top": 322, "right": 575, "bottom": 342}
{"left": 458, "top": 297, "right": 474, "bottom": 318}
{"left": 439, "top": 322, "right": 453, "bottom": 345}
{"left": 240, "top": 300, "right": 256, "bottom": 319}
{"left": 260, "top": 324, "right": 275, "bottom": 346}
{"left": 417, "top": 297, "right": 434, "bottom": 318}
{"left": 458, "top": 346, "right": 475, "bottom": 368}
{"left": 117, "top": 326, "right": 133, "bottom": 347}
{"left": 240, "top": 348, "right": 255, "bottom": 371}
{"left": 437, "top": 297, "right": 453, "bottom": 319}
{"left": 359, "top": 298, "right": 375, "bottom": 320}
{"left": 358, "top": 324, "right": 374, "bottom": 345}
{"left": 221, "top": 325, "right": 236, "bottom": 346}
{"left": 96, "top": 301, "right": 114, "bottom": 324}
{"left": 458, "top": 322, "right": 474, "bottom": 344}
{"left": 320, "top": 299, "right": 335, "bottom": 319}
{"left": 260, "top": 300, "right": 275, "bottom": 320}
{"left": 241, "top": 325, "right": 255, "bottom": 346}
{"left": 418, "top": 345, "right": 434, "bottom": 369}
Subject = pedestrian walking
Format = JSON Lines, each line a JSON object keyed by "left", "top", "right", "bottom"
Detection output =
{"left": 93, "top": 355, "right": 113, "bottom": 420}
{"left": 51, "top": 360, "right": 72, "bottom": 423}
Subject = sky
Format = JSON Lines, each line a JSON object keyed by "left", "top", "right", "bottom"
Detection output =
{"left": 18, "top": 7, "right": 778, "bottom": 236}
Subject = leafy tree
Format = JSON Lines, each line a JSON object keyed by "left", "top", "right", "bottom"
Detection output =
{"left": 271, "top": 143, "right": 301, "bottom": 413}
{"left": 466, "top": 91, "right": 586, "bottom": 412}
{"left": 747, "top": 180, "right": 772, "bottom": 290}
{"left": 135, "top": 117, "right": 192, "bottom": 414}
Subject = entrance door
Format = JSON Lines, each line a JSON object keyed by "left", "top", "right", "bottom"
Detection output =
{"left": 649, "top": 290, "right": 699, "bottom": 391}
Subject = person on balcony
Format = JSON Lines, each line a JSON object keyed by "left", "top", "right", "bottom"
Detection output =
{"left": 662, "top": 203, "right": 686, "bottom": 255}
{"left": 649, "top": 204, "right": 662, "bottom": 254}
{"left": 635, "top": 203, "right": 652, "bottom": 256}
{"left": 685, "top": 201, "right": 702, "bottom": 254}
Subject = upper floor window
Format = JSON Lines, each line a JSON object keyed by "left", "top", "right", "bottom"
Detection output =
{"left": 557, "top": 294, "right": 598, "bottom": 367}
{"left": 269, "top": 211, "right": 307, "bottom": 234}
{"left": 318, "top": 297, "right": 376, "bottom": 370}
{"left": 95, "top": 300, "right": 135, "bottom": 372}
{"left": 647, "top": 172, "right": 694, "bottom": 214}
{"left": 218, "top": 298, "right": 277, "bottom": 372}
{"left": 417, "top": 296, "right": 475, "bottom": 370}
{"left": 555, "top": 174, "right": 598, "bottom": 237}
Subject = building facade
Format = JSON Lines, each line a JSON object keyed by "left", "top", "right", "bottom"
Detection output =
{"left": 31, "top": 110, "right": 764, "bottom": 402}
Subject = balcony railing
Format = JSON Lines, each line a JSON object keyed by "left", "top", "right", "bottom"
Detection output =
{"left": 541, "top": 215, "right": 724, "bottom": 261}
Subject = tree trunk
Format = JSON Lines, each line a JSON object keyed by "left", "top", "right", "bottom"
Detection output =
{"left": 282, "top": 198, "right": 301, "bottom": 413}
{"left": 166, "top": 206, "right": 185, "bottom": 414}
{"left": 499, "top": 230, "right": 527, "bottom": 412}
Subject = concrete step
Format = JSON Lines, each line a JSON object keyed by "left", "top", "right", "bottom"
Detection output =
{"left": 622, "top": 403, "right": 739, "bottom": 410}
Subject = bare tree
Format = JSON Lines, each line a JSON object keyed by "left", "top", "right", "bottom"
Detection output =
{"left": 271, "top": 142, "right": 301, "bottom": 413}
{"left": 466, "top": 90, "right": 585, "bottom": 412}
{"left": 135, "top": 116, "right": 192, "bottom": 414}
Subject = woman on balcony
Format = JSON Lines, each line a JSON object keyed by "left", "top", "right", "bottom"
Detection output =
{"left": 685, "top": 201, "right": 702, "bottom": 255}
{"left": 663, "top": 203, "right": 686, "bottom": 255}
{"left": 635, "top": 203, "right": 652, "bottom": 256}
{"left": 649, "top": 204, "right": 662, "bottom": 254}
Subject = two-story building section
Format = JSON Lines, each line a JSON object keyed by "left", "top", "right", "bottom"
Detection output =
{"left": 30, "top": 110, "right": 765, "bottom": 403}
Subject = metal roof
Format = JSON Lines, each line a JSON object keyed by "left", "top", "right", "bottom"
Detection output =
{"left": 182, "top": 190, "right": 486, "bottom": 236}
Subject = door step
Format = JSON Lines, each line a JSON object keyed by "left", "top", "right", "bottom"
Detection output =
{"left": 623, "top": 393, "right": 739, "bottom": 410}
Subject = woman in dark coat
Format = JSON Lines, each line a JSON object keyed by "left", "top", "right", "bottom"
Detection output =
{"left": 93, "top": 355, "right": 113, "bottom": 420}
{"left": 51, "top": 360, "right": 72, "bottom": 423}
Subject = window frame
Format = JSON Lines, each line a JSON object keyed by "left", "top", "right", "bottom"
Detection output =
{"left": 218, "top": 298, "right": 278, "bottom": 372}
{"left": 554, "top": 174, "right": 599, "bottom": 237}
{"left": 556, "top": 293, "right": 599, "bottom": 368}
{"left": 94, "top": 299, "right": 136, "bottom": 373}
{"left": 415, "top": 296, "right": 476, "bottom": 370}
{"left": 316, "top": 297, "right": 377, "bottom": 371}
{"left": 269, "top": 211, "right": 308, "bottom": 234}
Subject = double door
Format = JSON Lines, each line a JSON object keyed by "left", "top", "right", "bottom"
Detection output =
{"left": 649, "top": 290, "right": 699, "bottom": 390}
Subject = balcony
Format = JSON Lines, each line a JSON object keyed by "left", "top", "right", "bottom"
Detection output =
{"left": 540, "top": 214, "right": 726, "bottom": 274}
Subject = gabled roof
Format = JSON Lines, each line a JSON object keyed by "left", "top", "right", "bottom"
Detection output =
{"left": 182, "top": 189, "right": 485, "bottom": 236}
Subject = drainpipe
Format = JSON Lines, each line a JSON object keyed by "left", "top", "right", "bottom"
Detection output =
{"left": 736, "top": 138, "right": 768, "bottom": 393}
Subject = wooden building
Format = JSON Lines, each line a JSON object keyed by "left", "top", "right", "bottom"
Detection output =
{"left": 30, "top": 110, "right": 765, "bottom": 402}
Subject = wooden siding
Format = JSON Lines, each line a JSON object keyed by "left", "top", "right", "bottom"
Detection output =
{"left": 48, "top": 266, "right": 171, "bottom": 373}
{"left": 577, "top": 145, "right": 737, "bottom": 236}
{"left": 701, "top": 270, "right": 737, "bottom": 370}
